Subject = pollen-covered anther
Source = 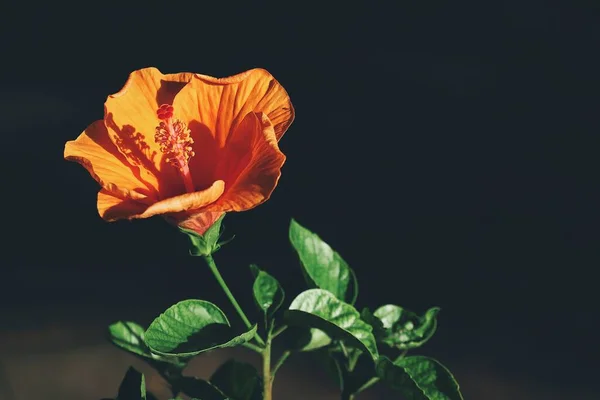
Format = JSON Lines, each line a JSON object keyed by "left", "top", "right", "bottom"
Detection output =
{"left": 154, "top": 105, "right": 195, "bottom": 171}
{"left": 155, "top": 120, "right": 195, "bottom": 170}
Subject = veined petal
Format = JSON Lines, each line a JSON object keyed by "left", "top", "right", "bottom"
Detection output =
{"left": 213, "top": 112, "right": 286, "bottom": 211}
{"left": 137, "top": 180, "right": 225, "bottom": 219}
{"left": 104, "top": 67, "right": 196, "bottom": 198}
{"left": 98, "top": 180, "right": 224, "bottom": 222}
{"left": 98, "top": 189, "right": 150, "bottom": 221}
{"left": 173, "top": 68, "right": 294, "bottom": 149}
{"left": 64, "top": 120, "right": 158, "bottom": 199}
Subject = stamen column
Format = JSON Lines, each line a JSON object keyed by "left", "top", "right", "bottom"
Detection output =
{"left": 154, "top": 104, "right": 196, "bottom": 193}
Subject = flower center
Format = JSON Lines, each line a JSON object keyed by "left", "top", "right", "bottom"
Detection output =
{"left": 154, "top": 104, "right": 195, "bottom": 193}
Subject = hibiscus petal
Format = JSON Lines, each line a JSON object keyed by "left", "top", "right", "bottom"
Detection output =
{"left": 98, "top": 189, "right": 150, "bottom": 221}
{"left": 173, "top": 68, "right": 294, "bottom": 149}
{"left": 104, "top": 67, "right": 196, "bottom": 198}
{"left": 97, "top": 180, "right": 224, "bottom": 222}
{"left": 213, "top": 112, "right": 286, "bottom": 212}
{"left": 138, "top": 180, "right": 225, "bottom": 219}
{"left": 64, "top": 120, "right": 158, "bottom": 199}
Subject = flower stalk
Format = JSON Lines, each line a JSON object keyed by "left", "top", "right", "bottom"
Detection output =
{"left": 203, "top": 253, "right": 290, "bottom": 400}
{"left": 202, "top": 254, "right": 265, "bottom": 347}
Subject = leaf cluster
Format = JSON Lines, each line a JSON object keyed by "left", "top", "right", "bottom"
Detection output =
{"left": 106, "top": 219, "right": 462, "bottom": 400}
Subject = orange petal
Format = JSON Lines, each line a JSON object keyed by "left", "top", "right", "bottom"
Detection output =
{"left": 137, "top": 180, "right": 225, "bottom": 219}
{"left": 98, "top": 181, "right": 224, "bottom": 222}
{"left": 98, "top": 189, "right": 150, "bottom": 221}
{"left": 173, "top": 68, "right": 294, "bottom": 149}
{"left": 103, "top": 67, "right": 196, "bottom": 198}
{"left": 213, "top": 112, "right": 286, "bottom": 212}
{"left": 64, "top": 120, "right": 159, "bottom": 199}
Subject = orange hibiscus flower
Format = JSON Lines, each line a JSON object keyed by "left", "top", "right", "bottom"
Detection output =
{"left": 64, "top": 67, "right": 294, "bottom": 234}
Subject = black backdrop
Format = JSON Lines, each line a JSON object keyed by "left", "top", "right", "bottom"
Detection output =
{"left": 1, "top": 1, "right": 598, "bottom": 397}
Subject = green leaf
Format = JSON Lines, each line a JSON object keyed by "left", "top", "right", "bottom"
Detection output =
{"left": 108, "top": 321, "right": 187, "bottom": 375}
{"left": 179, "top": 214, "right": 229, "bottom": 256}
{"left": 109, "top": 321, "right": 153, "bottom": 358}
{"left": 376, "top": 356, "right": 463, "bottom": 400}
{"left": 144, "top": 299, "right": 257, "bottom": 357}
{"left": 289, "top": 219, "right": 358, "bottom": 304}
{"left": 285, "top": 289, "right": 378, "bottom": 360}
{"left": 210, "top": 359, "right": 262, "bottom": 400}
{"left": 250, "top": 264, "right": 284, "bottom": 317}
{"left": 300, "top": 328, "right": 332, "bottom": 351}
{"left": 108, "top": 321, "right": 185, "bottom": 368}
{"left": 373, "top": 305, "right": 440, "bottom": 349}
{"left": 116, "top": 367, "right": 146, "bottom": 400}
{"left": 281, "top": 326, "right": 332, "bottom": 352}
{"left": 177, "top": 377, "right": 228, "bottom": 400}
{"left": 360, "top": 309, "right": 387, "bottom": 338}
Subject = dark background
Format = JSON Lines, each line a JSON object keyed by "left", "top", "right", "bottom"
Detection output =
{"left": 1, "top": 1, "right": 599, "bottom": 398}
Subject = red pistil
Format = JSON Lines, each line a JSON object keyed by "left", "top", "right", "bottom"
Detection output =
{"left": 154, "top": 104, "right": 195, "bottom": 193}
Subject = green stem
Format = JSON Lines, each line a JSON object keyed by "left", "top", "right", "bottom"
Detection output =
{"left": 348, "top": 349, "right": 361, "bottom": 372}
{"left": 339, "top": 341, "right": 349, "bottom": 359}
{"left": 353, "top": 376, "right": 379, "bottom": 396}
{"left": 202, "top": 254, "right": 265, "bottom": 347}
{"left": 271, "top": 324, "right": 287, "bottom": 339}
{"left": 271, "top": 350, "right": 291, "bottom": 378}
{"left": 396, "top": 349, "right": 409, "bottom": 361}
{"left": 242, "top": 342, "right": 263, "bottom": 353}
{"left": 352, "top": 349, "right": 409, "bottom": 395}
{"left": 263, "top": 333, "right": 273, "bottom": 400}
{"left": 341, "top": 392, "right": 354, "bottom": 400}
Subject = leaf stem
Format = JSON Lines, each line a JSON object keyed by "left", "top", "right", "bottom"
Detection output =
{"left": 242, "top": 342, "right": 263, "bottom": 353}
{"left": 339, "top": 341, "right": 349, "bottom": 359}
{"left": 348, "top": 349, "right": 361, "bottom": 372}
{"left": 352, "top": 349, "right": 409, "bottom": 395}
{"left": 202, "top": 254, "right": 265, "bottom": 346}
{"left": 353, "top": 377, "right": 379, "bottom": 396}
{"left": 271, "top": 324, "right": 288, "bottom": 339}
{"left": 271, "top": 350, "right": 291, "bottom": 378}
